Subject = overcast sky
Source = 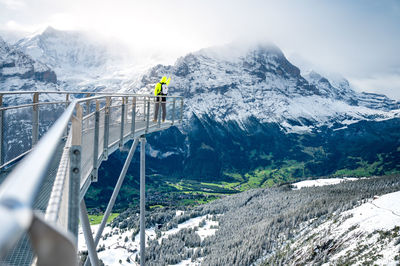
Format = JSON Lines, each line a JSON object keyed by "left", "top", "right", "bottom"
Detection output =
{"left": 1, "top": 0, "right": 400, "bottom": 99}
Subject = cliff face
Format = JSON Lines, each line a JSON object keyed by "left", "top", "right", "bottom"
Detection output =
{"left": 0, "top": 37, "right": 57, "bottom": 84}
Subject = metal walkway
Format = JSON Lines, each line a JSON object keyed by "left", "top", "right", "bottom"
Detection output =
{"left": 0, "top": 91, "right": 183, "bottom": 266}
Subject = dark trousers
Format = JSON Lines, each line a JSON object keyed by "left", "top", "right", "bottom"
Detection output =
{"left": 154, "top": 97, "right": 166, "bottom": 121}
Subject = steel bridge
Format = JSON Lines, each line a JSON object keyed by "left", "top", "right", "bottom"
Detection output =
{"left": 0, "top": 91, "right": 183, "bottom": 266}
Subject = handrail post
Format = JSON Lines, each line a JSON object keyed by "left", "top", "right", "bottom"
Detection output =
{"left": 92, "top": 100, "right": 100, "bottom": 182}
{"left": 180, "top": 97, "right": 184, "bottom": 123}
{"left": 85, "top": 93, "right": 91, "bottom": 115}
{"left": 103, "top": 97, "right": 111, "bottom": 160}
{"left": 142, "top": 96, "right": 146, "bottom": 121}
{"left": 0, "top": 94, "right": 4, "bottom": 166}
{"left": 66, "top": 93, "right": 70, "bottom": 107}
{"left": 157, "top": 97, "right": 161, "bottom": 128}
{"left": 32, "top": 92, "right": 39, "bottom": 147}
{"left": 131, "top": 96, "right": 136, "bottom": 137}
{"left": 119, "top": 97, "right": 126, "bottom": 149}
{"left": 69, "top": 103, "right": 82, "bottom": 243}
{"left": 172, "top": 98, "right": 176, "bottom": 125}
{"left": 64, "top": 94, "right": 70, "bottom": 137}
{"left": 145, "top": 98, "right": 150, "bottom": 133}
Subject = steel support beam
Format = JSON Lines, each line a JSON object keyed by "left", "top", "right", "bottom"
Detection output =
{"left": 140, "top": 136, "right": 146, "bottom": 266}
{"left": 142, "top": 97, "right": 146, "bottom": 121}
{"left": 180, "top": 98, "right": 183, "bottom": 123}
{"left": 172, "top": 98, "right": 176, "bottom": 125}
{"left": 85, "top": 93, "right": 91, "bottom": 115}
{"left": 145, "top": 99, "right": 150, "bottom": 133}
{"left": 84, "top": 138, "right": 139, "bottom": 266}
{"left": 69, "top": 145, "right": 81, "bottom": 243}
{"left": 64, "top": 94, "right": 70, "bottom": 138}
{"left": 131, "top": 96, "right": 136, "bottom": 137}
{"left": 103, "top": 97, "right": 111, "bottom": 160}
{"left": 0, "top": 95, "right": 4, "bottom": 166}
{"left": 157, "top": 100, "right": 161, "bottom": 128}
{"left": 92, "top": 101, "right": 100, "bottom": 182}
{"left": 79, "top": 200, "right": 99, "bottom": 266}
{"left": 32, "top": 92, "right": 39, "bottom": 147}
{"left": 120, "top": 97, "right": 126, "bottom": 149}
{"left": 69, "top": 104, "right": 82, "bottom": 242}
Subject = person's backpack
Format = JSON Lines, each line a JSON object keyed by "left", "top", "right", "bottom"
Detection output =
{"left": 161, "top": 83, "right": 168, "bottom": 94}
{"left": 154, "top": 83, "right": 162, "bottom": 96}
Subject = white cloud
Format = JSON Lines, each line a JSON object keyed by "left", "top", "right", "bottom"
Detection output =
{"left": 350, "top": 74, "right": 400, "bottom": 100}
{"left": 0, "top": 0, "right": 25, "bottom": 10}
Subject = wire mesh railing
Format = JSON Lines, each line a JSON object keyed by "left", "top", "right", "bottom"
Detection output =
{"left": 0, "top": 91, "right": 184, "bottom": 265}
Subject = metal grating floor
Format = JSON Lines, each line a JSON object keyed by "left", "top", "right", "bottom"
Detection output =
{"left": 0, "top": 140, "right": 66, "bottom": 266}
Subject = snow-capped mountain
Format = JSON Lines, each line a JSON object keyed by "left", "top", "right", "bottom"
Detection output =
{"left": 0, "top": 36, "right": 58, "bottom": 95}
{"left": 15, "top": 27, "right": 146, "bottom": 92}
{"left": 135, "top": 43, "right": 400, "bottom": 133}
{"left": 16, "top": 27, "right": 111, "bottom": 78}
{"left": 115, "top": 43, "right": 400, "bottom": 181}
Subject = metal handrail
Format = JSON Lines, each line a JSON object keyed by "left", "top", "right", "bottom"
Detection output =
{"left": 0, "top": 101, "right": 77, "bottom": 259}
{"left": 0, "top": 90, "right": 183, "bottom": 98}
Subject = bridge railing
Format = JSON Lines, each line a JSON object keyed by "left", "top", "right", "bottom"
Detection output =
{"left": 0, "top": 91, "right": 183, "bottom": 265}
{"left": 0, "top": 91, "right": 183, "bottom": 170}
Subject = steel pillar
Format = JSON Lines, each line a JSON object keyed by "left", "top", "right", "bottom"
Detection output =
{"left": 180, "top": 98, "right": 183, "bottom": 123}
{"left": 92, "top": 101, "right": 100, "bottom": 182}
{"left": 120, "top": 97, "right": 126, "bottom": 149}
{"left": 85, "top": 93, "right": 91, "bottom": 115}
{"left": 69, "top": 104, "right": 82, "bottom": 242}
{"left": 103, "top": 97, "right": 111, "bottom": 160}
{"left": 142, "top": 97, "right": 146, "bottom": 121}
{"left": 32, "top": 92, "right": 39, "bottom": 147}
{"left": 80, "top": 200, "right": 99, "bottom": 266}
{"left": 172, "top": 98, "right": 176, "bottom": 125}
{"left": 0, "top": 95, "right": 4, "bottom": 166}
{"left": 140, "top": 136, "right": 146, "bottom": 266}
{"left": 131, "top": 96, "right": 136, "bottom": 137}
{"left": 157, "top": 100, "right": 161, "bottom": 128}
{"left": 145, "top": 99, "right": 150, "bottom": 133}
{"left": 84, "top": 138, "right": 139, "bottom": 266}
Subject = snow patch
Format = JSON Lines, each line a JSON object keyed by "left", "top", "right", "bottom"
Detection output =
{"left": 292, "top": 177, "right": 358, "bottom": 189}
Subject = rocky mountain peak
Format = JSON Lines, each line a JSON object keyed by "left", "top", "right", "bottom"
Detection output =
{"left": 0, "top": 37, "right": 57, "bottom": 85}
{"left": 136, "top": 43, "right": 400, "bottom": 132}
{"left": 15, "top": 26, "right": 111, "bottom": 76}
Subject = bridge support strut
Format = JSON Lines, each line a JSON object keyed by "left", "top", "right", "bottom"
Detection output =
{"left": 80, "top": 200, "right": 99, "bottom": 266}
{"left": 84, "top": 138, "right": 140, "bottom": 266}
{"left": 140, "top": 135, "right": 146, "bottom": 266}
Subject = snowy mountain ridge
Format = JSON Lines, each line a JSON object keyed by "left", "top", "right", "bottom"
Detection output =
{"left": 16, "top": 27, "right": 113, "bottom": 78}
{"left": 0, "top": 36, "right": 59, "bottom": 97}
{"left": 13, "top": 27, "right": 151, "bottom": 92}
{"left": 135, "top": 43, "right": 400, "bottom": 133}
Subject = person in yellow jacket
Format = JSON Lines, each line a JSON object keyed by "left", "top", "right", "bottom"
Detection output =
{"left": 153, "top": 76, "right": 171, "bottom": 122}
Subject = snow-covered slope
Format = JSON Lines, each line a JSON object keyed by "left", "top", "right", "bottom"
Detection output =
{"left": 78, "top": 213, "right": 218, "bottom": 265}
{"left": 281, "top": 190, "right": 400, "bottom": 265}
{"left": 134, "top": 43, "right": 400, "bottom": 133}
